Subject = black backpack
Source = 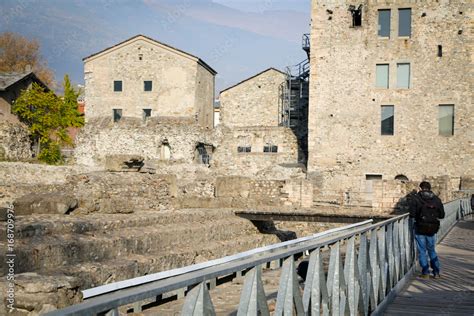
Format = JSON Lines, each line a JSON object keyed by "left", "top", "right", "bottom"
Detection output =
{"left": 416, "top": 199, "right": 440, "bottom": 235}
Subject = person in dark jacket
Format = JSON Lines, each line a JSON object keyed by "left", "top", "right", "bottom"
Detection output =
{"left": 409, "top": 181, "right": 445, "bottom": 278}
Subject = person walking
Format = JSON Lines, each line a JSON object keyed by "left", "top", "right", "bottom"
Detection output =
{"left": 409, "top": 181, "right": 445, "bottom": 279}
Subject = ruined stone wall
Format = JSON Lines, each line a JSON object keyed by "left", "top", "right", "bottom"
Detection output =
{"left": 212, "top": 126, "right": 299, "bottom": 175}
{"left": 220, "top": 68, "right": 286, "bottom": 127}
{"left": 84, "top": 36, "right": 214, "bottom": 126}
{"left": 0, "top": 121, "right": 31, "bottom": 161}
{"left": 74, "top": 117, "right": 216, "bottom": 167}
{"left": 308, "top": 1, "right": 473, "bottom": 202}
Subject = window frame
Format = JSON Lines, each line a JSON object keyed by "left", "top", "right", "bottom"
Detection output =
{"left": 378, "top": 9, "right": 391, "bottom": 38}
{"left": 113, "top": 80, "right": 122, "bottom": 92}
{"left": 113, "top": 108, "right": 122, "bottom": 122}
{"left": 263, "top": 145, "right": 278, "bottom": 153}
{"left": 398, "top": 8, "right": 412, "bottom": 37}
{"left": 381, "top": 105, "right": 395, "bottom": 136}
{"left": 375, "top": 64, "right": 390, "bottom": 88}
{"left": 144, "top": 80, "right": 153, "bottom": 92}
{"left": 237, "top": 146, "right": 251, "bottom": 153}
{"left": 396, "top": 63, "right": 411, "bottom": 89}
{"left": 142, "top": 108, "right": 152, "bottom": 121}
{"left": 438, "top": 104, "right": 454, "bottom": 136}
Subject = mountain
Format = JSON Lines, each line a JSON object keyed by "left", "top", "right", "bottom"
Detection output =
{"left": 0, "top": 0, "right": 310, "bottom": 92}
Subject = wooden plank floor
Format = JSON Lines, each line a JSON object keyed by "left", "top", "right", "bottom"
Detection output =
{"left": 384, "top": 217, "right": 474, "bottom": 316}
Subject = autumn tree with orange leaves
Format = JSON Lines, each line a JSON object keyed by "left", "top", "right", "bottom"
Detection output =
{"left": 0, "top": 32, "right": 54, "bottom": 86}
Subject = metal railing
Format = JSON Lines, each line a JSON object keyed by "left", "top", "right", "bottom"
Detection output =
{"left": 46, "top": 198, "right": 472, "bottom": 316}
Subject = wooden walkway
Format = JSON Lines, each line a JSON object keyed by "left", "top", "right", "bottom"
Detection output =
{"left": 384, "top": 217, "right": 474, "bottom": 315}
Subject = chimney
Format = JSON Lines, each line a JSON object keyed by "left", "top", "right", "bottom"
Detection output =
{"left": 25, "top": 64, "right": 32, "bottom": 73}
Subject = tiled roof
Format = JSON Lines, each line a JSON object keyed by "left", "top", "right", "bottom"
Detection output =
{"left": 0, "top": 72, "right": 32, "bottom": 91}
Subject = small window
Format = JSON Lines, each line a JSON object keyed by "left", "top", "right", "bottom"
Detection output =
{"left": 263, "top": 145, "right": 278, "bottom": 153}
{"left": 114, "top": 80, "right": 122, "bottom": 92}
{"left": 113, "top": 109, "right": 122, "bottom": 122}
{"left": 376, "top": 64, "right": 389, "bottom": 88}
{"left": 437, "top": 45, "right": 443, "bottom": 57}
{"left": 439, "top": 105, "right": 454, "bottom": 136}
{"left": 378, "top": 9, "right": 391, "bottom": 37}
{"left": 381, "top": 105, "right": 394, "bottom": 135}
{"left": 144, "top": 81, "right": 152, "bottom": 92}
{"left": 138, "top": 54, "right": 143, "bottom": 61}
{"left": 349, "top": 5, "right": 362, "bottom": 27}
{"left": 366, "top": 174, "right": 382, "bottom": 180}
{"left": 143, "top": 109, "right": 151, "bottom": 121}
{"left": 237, "top": 146, "right": 251, "bottom": 153}
{"left": 397, "top": 63, "right": 410, "bottom": 88}
{"left": 398, "top": 8, "right": 411, "bottom": 37}
{"left": 395, "top": 175, "right": 409, "bottom": 182}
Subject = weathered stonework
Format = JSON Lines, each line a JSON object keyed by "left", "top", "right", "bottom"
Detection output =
{"left": 213, "top": 126, "right": 299, "bottom": 175}
{"left": 84, "top": 35, "right": 216, "bottom": 128}
{"left": 74, "top": 117, "right": 216, "bottom": 167}
{"left": 308, "top": 0, "right": 473, "bottom": 207}
{"left": 0, "top": 121, "right": 31, "bottom": 161}
{"left": 220, "top": 68, "right": 286, "bottom": 128}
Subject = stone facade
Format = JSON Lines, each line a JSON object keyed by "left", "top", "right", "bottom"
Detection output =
{"left": 308, "top": 0, "right": 473, "bottom": 206}
{"left": 213, "top": 126, "right": 299, "bottom": 175}
{"left": 83, "top": 35, "right": 216, "bottom": 128}
{"left": 220, "top": 68, "right": 286, "bottom": 127}
{"left": 74, "top": 117, "right": 216, "bottom": 167}
{"left": 0, "top": 121, "right": 31, "bottom": 161}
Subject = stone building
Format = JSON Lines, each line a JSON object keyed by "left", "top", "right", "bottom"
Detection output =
{"left": 83, "top": 34, "right": 216, "bottom": 128}
{"left": 76, "top": 35, "right": 218, "bottom": 166}
{"left": 220, "top": 68, "right": 287, "bottom": 128}
{"left": 216, "top": 68, "right": 300, "bottom": 172}
{"left": 308, "top": 0, "right": 473, "bottom": 208}
{"left": 0, "top": 71, "right": 48, "bottom": 123}
{"left": 0, "top": 72, "right": 46, "bottom": 160}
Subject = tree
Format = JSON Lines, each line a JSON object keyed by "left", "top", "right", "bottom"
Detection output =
{"left": 12, "top": 75, "right": 84, "bottom": 164}
{"left": 0, "top": 32, "right": 54, "bottom": 86}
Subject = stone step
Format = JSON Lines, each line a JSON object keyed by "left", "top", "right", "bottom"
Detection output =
{"left": 42, "top": 233, "right": 280, "bottom": 291}
{"left": 0, "top": 209, "right": 237, "bottom": 240}
{"left": 5, "top": 233, "right": 280, "bottom": 314}
{"left": 0, "top": 216, "right": 261, "bottom": 275}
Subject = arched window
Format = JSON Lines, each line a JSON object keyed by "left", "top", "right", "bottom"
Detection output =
{"left": 160, "top": 139, "right": 171, "bottom": 160}
{"left": 395, "top": 174, "right": 409, "bottom": 183}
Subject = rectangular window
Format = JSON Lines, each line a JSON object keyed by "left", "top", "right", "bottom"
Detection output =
{"left": 366, "top": 174, "right": 383, "bottom": 180}
{"left": 113, "top": 109, "right": 122, "bottom": 122}
{"left": 237, "top": 146, "right": 251, "bottom": 153}
{"left": 144, "top": 81, "right": 152, "bottom": 92}
{"left": 439, "top": 105, "right": 454, "bottom": 136}
{"left": 397, "top": 63, "right": 410, "bottom": 88}
{"left": 350, "top": 5, "right": 362, "bottom": 27}
{"left": 113, "top": 80, "right": 122, "bottom": 92}
{"left": 376, "top": 64, "right": 389, "bottom": 88}
{"left": 381, "top": 105, "right": 394, "bottom": 135}
{"left": 143, "top": 109, "right": 151, "bottom": 121}
{"left": 378, "top": 9, "right": 391, "bottom": 37}
{"left": 263, "top": 145, "right": 278, "bottom": 153}
{"left": 398, "top": 8, "right": 411, "bottom": 37}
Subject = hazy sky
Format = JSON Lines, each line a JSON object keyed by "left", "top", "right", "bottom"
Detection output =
{"left": 0, "top": 0, "right": 311, "bottom": 92}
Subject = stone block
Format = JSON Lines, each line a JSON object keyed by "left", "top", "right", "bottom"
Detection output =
{"left": 13, "top": 193, "right": 78, "bottom": 216}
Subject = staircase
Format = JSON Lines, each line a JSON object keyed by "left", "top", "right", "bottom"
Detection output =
{"left": 0, "top": 210, "right": 280, "bottom": 314}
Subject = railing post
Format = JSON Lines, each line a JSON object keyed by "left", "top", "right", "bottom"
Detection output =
{"left": 181, "top": 282, "right": 216, "bottom": 316}
{"left": 344, "top": 236, "right": 359, "bottom": 315}
{"left": 327, "top": 241, "right": 347, "bottom": 315}
{"left": 237, "top": 265, "right": 269, "bottom": 316}
{"left": 358, "top": 233, "right": 369, "bottom": 316}
{"left": 369, "top": 229, "right": 379, "bottom": 310}
{"left": 275, "top": 256, "right": 304, "bottom": 315}
{"left": 303, "top": 247, "right": 329, "bottom": 316}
